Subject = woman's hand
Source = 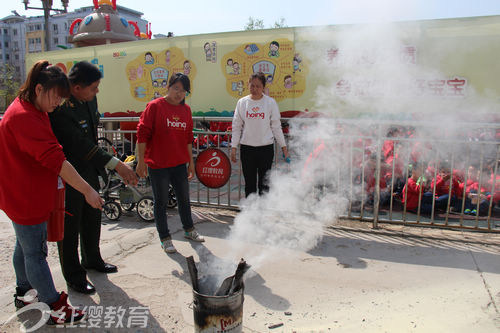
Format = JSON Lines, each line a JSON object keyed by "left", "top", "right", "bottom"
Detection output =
{"left": 136, "top": 160, "right": 148, "bottom": 178}
{"left": 187, "top": 162, "right": 195, "bottom": 180}
{"left": 230, "top": 147, "right": 237, "bottom": 163}
{"left": 282, "top": 146, "right": 289, "bottom": 159}
{"left": 84, "top": 187, "right": 104, "bottom": 210}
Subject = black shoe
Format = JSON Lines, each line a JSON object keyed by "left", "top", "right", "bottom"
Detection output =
{"left": 67, "top": 281, "right": 96, "bottom": 294}
{"left": 84, "top": 263, "right": 118, "bottom": 274}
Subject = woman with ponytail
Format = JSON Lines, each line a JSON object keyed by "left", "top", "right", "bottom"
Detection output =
{"left": 0, "top": 60, "right": 103, "bottom": 325}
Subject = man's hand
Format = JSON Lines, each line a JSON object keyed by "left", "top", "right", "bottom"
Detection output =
{"left": 115, "top": 161, "right": 138, "bottom": 185}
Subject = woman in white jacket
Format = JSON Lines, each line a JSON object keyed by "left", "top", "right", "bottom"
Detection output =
{"left": 230, "top": 72, "right": 289, "bottom": 196}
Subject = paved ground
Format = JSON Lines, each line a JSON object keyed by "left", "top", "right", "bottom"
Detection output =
{"left": 1, "top": 206, "right": 500, "bottom": 332}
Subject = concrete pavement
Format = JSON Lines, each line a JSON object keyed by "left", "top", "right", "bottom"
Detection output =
{"left": 1, "top": 207, "right": 500, "bottom": 332}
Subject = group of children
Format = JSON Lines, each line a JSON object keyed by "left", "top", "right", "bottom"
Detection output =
{"left": 402, "top": 160, "right": 500, "bottom": 216}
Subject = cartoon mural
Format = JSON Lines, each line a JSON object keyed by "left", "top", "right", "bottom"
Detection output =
{"left": 126, "top": 47, "right": 197, "bottom": 102}
{"left": 222, "top": 38, "right": 308, "bottom": 102}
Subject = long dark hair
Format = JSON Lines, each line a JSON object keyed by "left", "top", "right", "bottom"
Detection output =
{"left": 168, "top": 72, "right": 191, "bottom": 105}
{"left": 18, "top": 60, "right": 70, "bottom": 104}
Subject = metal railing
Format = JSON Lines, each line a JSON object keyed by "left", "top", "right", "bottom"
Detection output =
{"left": 98, "top": 116, "right": 500, "bottom": 232}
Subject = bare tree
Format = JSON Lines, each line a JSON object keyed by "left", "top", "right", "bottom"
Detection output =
{"left": 272, "top": 17, "right": 287, "bottom": 29}
{"left": 245, "top": 16, "right": 265, "bottom": 30}
{"left": 0, "top": 64, "right": 20, "bottom": 112}
{"left": 245, "top": 16, "right": 288, "bottom": 30}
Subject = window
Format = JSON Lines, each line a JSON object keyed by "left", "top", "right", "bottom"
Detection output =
{"left": 36, "top": 24, "right": 41, "bottom": 30}
{"left": 53, "top": 37, "right": 58, "bottom": 45}
{"left": 36, "top": 38, "right": 41, "bottom": 44}
{"left": 64, "top": 22, "right": 68, "bottom": 30}
{"left": 5, "top": 54, "right": 9, "bottom": 60}
{"left": 15, "top": 66, "right": 20, "bottom": 73}
{"left": 14, "top": 54, "right": 19, "bottom": 60}
{"left": 13, "top": 41, "right": 18, "bottom": 48}
{"left": 13, "top": 29, "right": 17, "bottom": 36}
{"left": 3, "top": 28, "right": 7, "bottom": 34}
{"left": 53, "top": 24, "right": 58, "bottom": 32}
{"left": 4, "top": 42, "right": 8, "bottom": 48}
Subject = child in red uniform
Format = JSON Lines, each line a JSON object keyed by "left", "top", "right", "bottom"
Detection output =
{"left": 402, "top": 161, "right": 434, "bottom": 214}
{"left": 429, "top": 161, "right": 461, "bottom": 212}
{"left": 136, "top": 73, "right": 205, "bottom": 254}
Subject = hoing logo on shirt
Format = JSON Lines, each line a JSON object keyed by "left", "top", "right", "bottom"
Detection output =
{"left": 246, "top": 106, "right": 265, "bottom": 119}
{"left": 167, "top": 116, "right": 187, "bottom": 129}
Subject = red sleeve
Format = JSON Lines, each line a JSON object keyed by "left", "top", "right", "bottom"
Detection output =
{"left": 13, "top": 112, "right": 65, "bottom": 174}
{"left": 137, "top": 102, "right": 154, "bottom": 143}
{"left": 186, "top": 105, "right": 194, "bottom": 144}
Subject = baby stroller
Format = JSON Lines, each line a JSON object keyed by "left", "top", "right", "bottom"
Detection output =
{"left": 97, "top": 138, "right": 177, "bottom": 222}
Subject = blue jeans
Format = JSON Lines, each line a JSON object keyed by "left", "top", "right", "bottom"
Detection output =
{"left": 12, "top": 222, "right": 59, "bottom": 304}
{"left": 149, "top": 164, "right": 194, "bottom": 241}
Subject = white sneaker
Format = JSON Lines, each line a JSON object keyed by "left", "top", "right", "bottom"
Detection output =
{"left": 161, "top": 239, "right": 177, "bottom": 253}
{"left": 184, "top": 229, "right": 205, "bottom": 242}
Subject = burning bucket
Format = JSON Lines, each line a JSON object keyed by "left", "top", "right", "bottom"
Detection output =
{"left": 193, "top": 287, "right": 244, "bottom": 332}
{"left": 187, "top": 257, "right": 250, "bottom": 333}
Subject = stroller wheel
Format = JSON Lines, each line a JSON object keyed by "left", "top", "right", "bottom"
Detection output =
{"left": 120, "top": 202, "right": 136, "bottom": 211}
{"left": 103, "top": 201, "right": 122, "bottom": 221}
{"left": 137, "top": 196, "right": 155, "bottom": 222}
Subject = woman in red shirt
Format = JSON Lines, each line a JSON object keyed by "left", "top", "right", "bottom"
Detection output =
{"left": 0, "top": 60, "right": 103, "bottom": 325}
{"left": 136, "top": 73, "right": 205, "bottom": 254}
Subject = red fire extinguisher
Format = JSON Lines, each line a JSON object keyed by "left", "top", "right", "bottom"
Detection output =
{"left": 47, "top": 177, "right": 65, "bottom": 242}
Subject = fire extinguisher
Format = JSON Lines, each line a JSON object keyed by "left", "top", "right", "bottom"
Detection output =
{"left": 47, "top": 177, "right": 65, "bottom": 242}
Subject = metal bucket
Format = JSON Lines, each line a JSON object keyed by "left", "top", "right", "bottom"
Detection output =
{"left": 192, "top": 287, "right": 244, "bottom": 332}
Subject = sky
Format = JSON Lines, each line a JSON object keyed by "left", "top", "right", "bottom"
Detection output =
{"left": 2, "top": 0, "right": 500, "bottom": 37}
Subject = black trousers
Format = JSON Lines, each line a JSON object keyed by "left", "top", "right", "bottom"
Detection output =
{"left": 240, "top": 144, "right": 274, "bottom": 197}
{"left": 57, "top": 173, "right": 104, "bottom": 285}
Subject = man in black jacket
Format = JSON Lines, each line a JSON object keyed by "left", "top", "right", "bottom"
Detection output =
{"left": 50, "top": 61, "right": 138, "bottom": 294}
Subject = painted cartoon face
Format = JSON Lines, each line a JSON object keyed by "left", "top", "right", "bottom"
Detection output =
{"left": 183, "top": 61, "right": 191, "bottom": 75}
{"left": 227, "top": 59, "right": 233, "bottom": 66}
{"left": 232, "top": 63, "right": 240, "bottom": 74}
{"left": 145, "top": 53, "right": 153, "bottom": 63}
{"left": 284, "top": 77, "right": 293, "bottom": 88}
{"left": 270, "top": 43, "right": 278, "bottom": 52}
{"left": 204, "top": 43, "right": 210, "bottom": 52}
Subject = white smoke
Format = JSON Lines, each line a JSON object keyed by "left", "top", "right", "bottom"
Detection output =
{"left": 200, "top": 16, "right": 499, "bottom": 288}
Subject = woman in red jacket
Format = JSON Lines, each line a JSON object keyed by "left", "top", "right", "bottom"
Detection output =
{"left": 0, "top": 60, "right": 103, "bottom": 325}
{"left": 136, "top": 73, "right": 205, "bottom": 255}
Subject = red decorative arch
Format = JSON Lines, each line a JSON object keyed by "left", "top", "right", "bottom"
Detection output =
{"left": 112, "top": 0, "right": 117, "bottom": 10}
{"left": 69, "top": 19, "right": 82, "bottom": 35}
{"left": 93, "top": 0, "right": 99, "bottom": 9}
{"left": 128, "top": 21, "right": 140, "bottom": 37}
